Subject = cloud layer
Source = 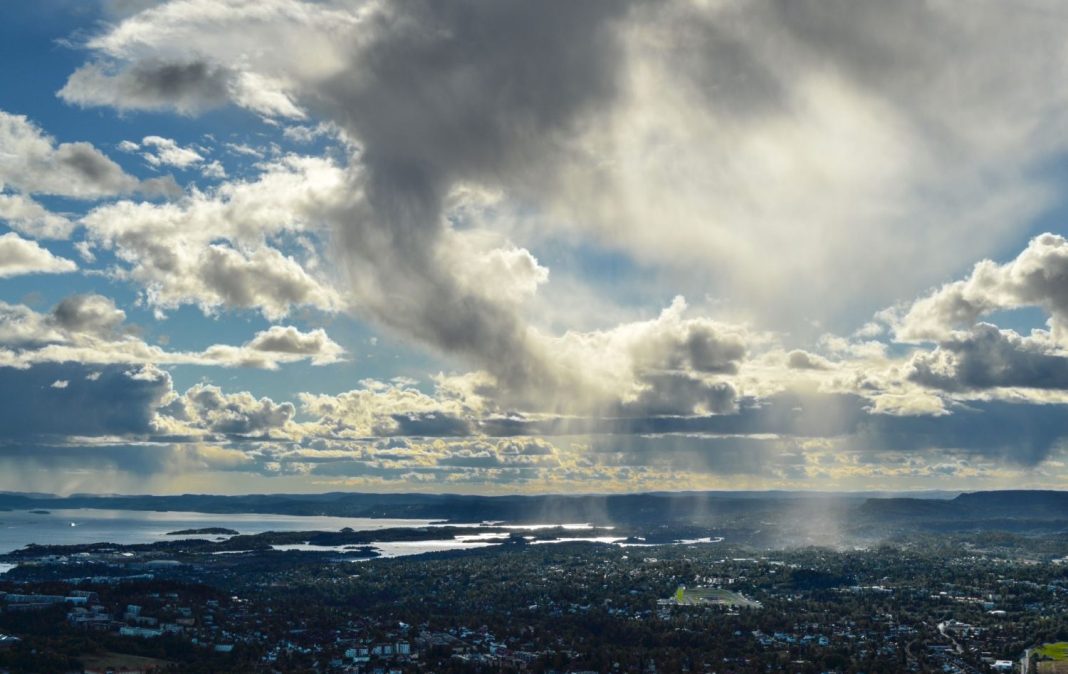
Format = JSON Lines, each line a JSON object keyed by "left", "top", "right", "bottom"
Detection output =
{"left": 4, "top": 1, "right": 1068, "bottom": 493}
{"left": 0, "top": 233, "right": 77, "bottom": 278}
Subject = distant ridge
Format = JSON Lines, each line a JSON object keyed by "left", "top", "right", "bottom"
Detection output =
{"left": 0, "top": 490, "right": 1061, "bottom": 533}
{"left": 855, "top": 490, "right": 1068, "bottom": 531}
{"left": 953, "top": 489, "right": 1068, "bottom": 516}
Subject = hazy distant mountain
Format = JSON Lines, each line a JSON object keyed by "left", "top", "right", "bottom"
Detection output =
{"left": 0, "top": 490, "right": 1062, "bottom": 538}
{"left": 853, "top": 490, "right": 1068, "bottom": 536}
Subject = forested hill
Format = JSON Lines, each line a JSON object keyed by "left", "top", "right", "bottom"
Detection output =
{"left": 854, "top": 490, "right": 1068, "bottom": 530}
{"left": 0, "top": 490, "right": 859, "bottom": 523}
{"left": 2, "top": 489, "right": 1066, "bottom": 540}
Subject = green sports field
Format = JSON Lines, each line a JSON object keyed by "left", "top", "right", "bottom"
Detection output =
{"left": 1038, "top": 642, "right": 1068, "bottom": 660}
{"left": 673, "top": 587, "right": 760, "bottom": 608}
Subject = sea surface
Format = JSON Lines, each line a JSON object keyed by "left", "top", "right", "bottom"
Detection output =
{"left": 0, "top": 509, "right": 721, "bottom": 568}
{"left": 0, "top": 508, "right": 437, "bottom": 555}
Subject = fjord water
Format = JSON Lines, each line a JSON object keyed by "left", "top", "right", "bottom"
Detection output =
{"left": 0, "top": 509, "right": 702, "bottom": 562}
{"left": 0, "top": 508, "right": 437, "bottom": 554}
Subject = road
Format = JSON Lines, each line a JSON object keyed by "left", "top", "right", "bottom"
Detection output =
{"left": 938, "top": 621, "right": 964, "bottom": 655}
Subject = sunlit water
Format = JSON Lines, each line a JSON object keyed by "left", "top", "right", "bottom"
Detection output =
{"left": 275, "top": 532, "right": 724, "bottom": 558}
{"left": 272, "top": 531, "right": 514, "bottom": 558}
{"left": 0, "top": 510, "right": 722, "bottom": 568}
{"left": 0, "top": 508, "right": 437, "bottom": 555}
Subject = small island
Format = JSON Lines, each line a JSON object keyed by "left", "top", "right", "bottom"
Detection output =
{"left": 28, "top": 509, "right": 50, "bottom": 515}
{"left": 165, "top": 527, "right": 239, "bottom": 536}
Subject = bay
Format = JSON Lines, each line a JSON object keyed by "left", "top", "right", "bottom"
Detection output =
{"left": 0, "top": 510, "right": 722, "bottom": 562}
{"left": 0, "top": 508, "right": 436, "bottom": 554}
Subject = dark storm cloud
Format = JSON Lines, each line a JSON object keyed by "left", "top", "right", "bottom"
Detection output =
{"left": 0, "top": 294, "right": 127, "bottom": 349}
{"left": 619, "top": 374, "right": 737, "bottom": 417}
{"left": 37, "top": 0, "right": 1068, "bottom": 488}
{"left": 309, "top": 461, "right": 436, "bottom": 481}
{"left": 137, "top": 174, "right": 183, "bottom": 199}
{"left": 0, "top": 363, "right": 169, "bottom": 437}
{"left": 909, "top": 324, "right": 1068, "bottom": 391}
{"left": 600, "top": 390, "right": 866, "bottom": 439}
{"left": 858, "top": 400, "right": 1068, "bottom": 467}
{"left": 54, "top": 142, "right": 138, "bottom": 194}
{"left": 129, "top": 61, "right": 229, "bottom": 102}
{"left": 101, "top": 0, "right": 167, "bottom": 19}
{"left": 631, "top": 319, "right": 747, "bottom": 374}
{"left": 786, "top": 350, "right": 832, "bottom": 370}
{"left": 313, "top": 0, "right": 634, "bottom": 397}
{"left": 656, "top": 0, "right": 1064, "bottom": 164}
{"left": 320, "top": 1, "right": 630, "bottom": 179}
{"left": 0, "top": 443, "right": 179, "bottom": 476}
{"left": 162, "top": 384, "right": 295, "bottom": 437}
{"left": 0, "top": 111, "right": 140, "bottom": 203}
{"left": 587, "top": 433, "right": 790, "bottom": 477}
{"left": 898, "top": 234, "right": 1068, "bottom": 342}
{"left": 477, "top": 389, "right": 867, "bottom": 438}
{"left": 387, "top": 412, "right": 472, "bottom": 438}
{"left": 481, "top": 387, "right": 1068, "bottom": 468}
{"left": 51, "top": 293, "right": 126, "bottom": 336}
{"left": 663, "top": 3, "right": 788, "bottom": 117}
{"left": 60, "top": 60, "right": 232, "bottom": 114}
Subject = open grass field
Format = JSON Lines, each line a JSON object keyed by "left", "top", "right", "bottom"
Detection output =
{"left": 80, "top": 651, "right": 172, "bottom": 672}
{"left": 1038, "top": 643, "right": 1068, "bottom": 661}
{"left": 1038, "top": 642, "right": 1068, "bottom": 674}
{"left": 674, "top": 587, "right": 761, "bottom": 608}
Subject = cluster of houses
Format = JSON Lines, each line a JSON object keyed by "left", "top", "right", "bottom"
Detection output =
{"left": 0, "top": 589, "right": 240, "bottom": 656}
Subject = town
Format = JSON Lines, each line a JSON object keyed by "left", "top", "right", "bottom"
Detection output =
{"left": 1, "top": 529, "right": 1066, "bottom": 673}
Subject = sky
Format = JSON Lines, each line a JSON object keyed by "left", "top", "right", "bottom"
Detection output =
{"left": 3, "top": 0, "right": 1068, "bottom": 495}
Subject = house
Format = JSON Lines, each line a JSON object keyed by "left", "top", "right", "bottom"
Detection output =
{"left": 120, "top": 626, "right": 164, "bottom": 639}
